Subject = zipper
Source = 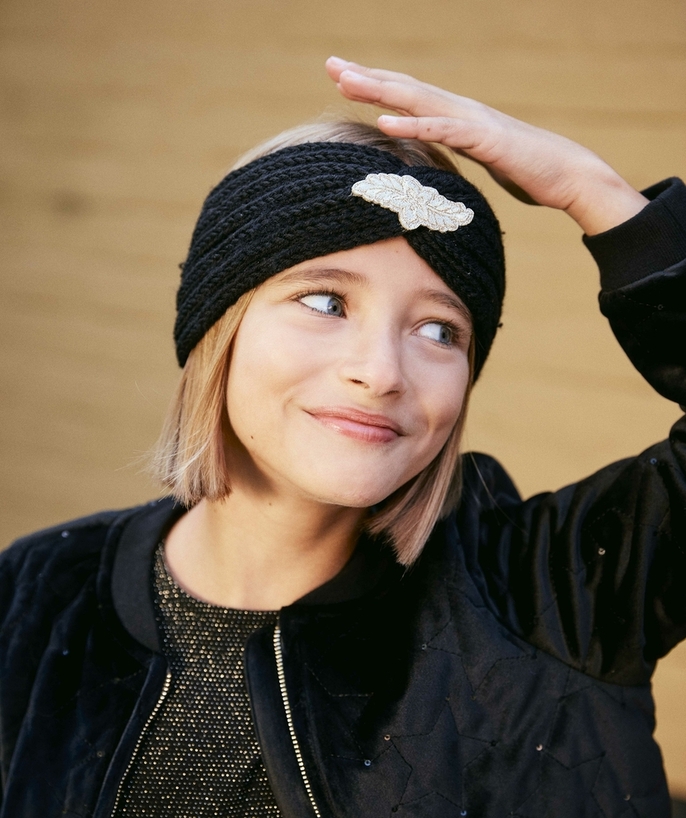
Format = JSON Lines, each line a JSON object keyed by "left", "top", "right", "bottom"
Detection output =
{"left": 109, "top": 669, "right": 172, "bottom": 817}
{"left": 273, "top": 625, "right": 322, "bottom": 818}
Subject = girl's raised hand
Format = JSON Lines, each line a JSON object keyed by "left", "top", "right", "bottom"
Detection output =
{"left": 326, "top": 57, "right": 647, "bottom": 235}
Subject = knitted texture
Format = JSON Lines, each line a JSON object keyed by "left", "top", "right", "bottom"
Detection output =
{"left": 175, "top": 142, "right": 505, "bottom": 377}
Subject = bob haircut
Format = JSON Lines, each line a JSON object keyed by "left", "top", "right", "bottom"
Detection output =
{"left": 151, "top": 121, "right": 476, "bottom": 566}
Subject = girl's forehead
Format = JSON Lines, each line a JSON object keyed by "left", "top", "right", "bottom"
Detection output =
{"left": 271, "top": 237, "right": 453, "bottom": 290}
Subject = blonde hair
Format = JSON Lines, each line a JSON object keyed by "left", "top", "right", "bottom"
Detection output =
{"left": 151, "top": 121, "right": 474, "bottom": 566}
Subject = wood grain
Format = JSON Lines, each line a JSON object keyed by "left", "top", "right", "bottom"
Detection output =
{"left": 1, "top": 0, "right": 685, "bottom": 796}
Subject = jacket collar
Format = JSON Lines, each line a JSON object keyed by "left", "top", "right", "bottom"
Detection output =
{"left": 110, "top": 497, "right": 402, "bottom": 653}
{"left": 111, "top": 498, "right": 186, "bottom": 652}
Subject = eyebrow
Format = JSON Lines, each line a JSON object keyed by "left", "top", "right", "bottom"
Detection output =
{"left": 273, "top": 266, "right": 368, "bottom": 289}
{"left": 417, "top": 288, "right": 473, "bottom": 326}
{"left": 274, "top": 266, "right": 472, "bottom": 326}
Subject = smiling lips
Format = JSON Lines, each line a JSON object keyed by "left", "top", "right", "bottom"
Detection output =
{"left": 307, "top": 407, "right": 405, "bottom": 443}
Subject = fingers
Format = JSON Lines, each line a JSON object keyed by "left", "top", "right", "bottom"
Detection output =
{"left": 377, "top": 115, "right": 483, "bottom": 152}
{"left": 337, "top": 72, "right": 417, "bottom": 116}
{"left": 337, "top": 70, "right": 474, "bottom": 120}
{"left": 327, "top": 56, "right": 478, "bottom": 120}
{"left": 326, "top": 56, "right": 422, "bottom": 88}
{"left": 326, "top": 59, "right": 504, "bottom": 164}
{"left": 325, "top": 56, "right": 349, "bottom": 81}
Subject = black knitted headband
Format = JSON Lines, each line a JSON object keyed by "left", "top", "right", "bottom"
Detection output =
{"left": 175, "top": 141, "right": 505, "bottom": 378}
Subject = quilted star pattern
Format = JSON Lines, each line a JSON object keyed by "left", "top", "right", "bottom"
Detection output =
{"left": 291, "top": 551, "right": 667, "bottom": 817}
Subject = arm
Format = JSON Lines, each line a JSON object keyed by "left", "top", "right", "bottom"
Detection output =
{"left": 591, "top": 178, "right": 686, "bottom": 406}
{"left": 325, "top": 58, "right": 686, "bottom": 679}
{"left": 460, "top": 185, "right": 686, "bottom": 684}
{"left": 325, "top": 56, "right": 648, "bottom": 235}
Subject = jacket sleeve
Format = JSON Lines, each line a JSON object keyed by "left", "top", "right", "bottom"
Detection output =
{"left": 471, "top": 178, "right": 686, "bottom": 688}
{"left": 590, "top": 177, "right": 686, "bottom": 408}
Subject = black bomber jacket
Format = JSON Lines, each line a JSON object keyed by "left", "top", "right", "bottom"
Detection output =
{"left": 1, "top": 179, "right": 686, "bottom": 818}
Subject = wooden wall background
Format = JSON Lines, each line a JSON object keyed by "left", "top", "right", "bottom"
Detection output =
{"left": 1, "top": 0, "right": 685, "bottom": 797}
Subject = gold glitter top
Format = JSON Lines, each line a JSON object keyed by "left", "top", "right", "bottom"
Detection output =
{"left": 113, "top": 544, "right": 282, "bottom": 817}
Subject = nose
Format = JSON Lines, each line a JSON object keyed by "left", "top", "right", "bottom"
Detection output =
{"left": 338, "top": 324, "right": 406, "bottom": 397}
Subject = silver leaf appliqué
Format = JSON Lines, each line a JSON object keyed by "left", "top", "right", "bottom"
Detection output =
{"left": 351, "top": 173, "right": 474, "bottom": 232}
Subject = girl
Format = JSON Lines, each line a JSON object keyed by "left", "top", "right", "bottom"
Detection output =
{"left": 1, "top": 58, "right": 684, "bottom": 817}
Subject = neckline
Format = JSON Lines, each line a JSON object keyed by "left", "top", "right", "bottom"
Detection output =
{"left": 110, "top": 497, "right": 404, "bottom": 653}
{"left": 153, "top": 542, "right": 279, "bottom": 616}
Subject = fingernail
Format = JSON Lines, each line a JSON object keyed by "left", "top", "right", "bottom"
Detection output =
{"left": 378, "top": 115, "right": 400, "bottom": 123}
{"left": 327, "top": 56, "right": 347, "bottom": 67}
{"left": 341, "top": 68, "right": 368, "bottom": 80}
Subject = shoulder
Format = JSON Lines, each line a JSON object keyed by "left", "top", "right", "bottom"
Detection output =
{"left": 2, "top": 505, "right": 141, "bottom": 572}
{"left": 460, "top": 451, "right": 522, "bottom": 510}
{"left": 447, "top": 451, "right": 524, "bottom": 570}
{"left": 0, "top": 502, "right": 160, "bottom": 624}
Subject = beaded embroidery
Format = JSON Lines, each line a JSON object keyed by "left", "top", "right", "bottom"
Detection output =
{"left": 351, "top": 172, "right": 475, "bottom": 232}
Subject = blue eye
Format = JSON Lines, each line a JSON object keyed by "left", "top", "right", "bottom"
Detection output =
{"left": 418, "top": 322, "right": 455, "bottom": 346}
{"left": 299, "top": 293, "right": 345, "bottom": 316}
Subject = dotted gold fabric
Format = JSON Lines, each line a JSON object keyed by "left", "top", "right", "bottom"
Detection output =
{"left": 114, "top": 545, "right": 282, "bottom": 817}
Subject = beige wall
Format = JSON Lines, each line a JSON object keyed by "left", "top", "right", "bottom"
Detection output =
{"left": 1, "top": 0, "right": 685, "bottom": 796}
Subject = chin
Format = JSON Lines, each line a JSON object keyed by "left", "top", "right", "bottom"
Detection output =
{"left": 298, "top": 470, "right": 409, "bottom": 510}
{"left": 285, "top": 446, "right": 434, "bottom": 510}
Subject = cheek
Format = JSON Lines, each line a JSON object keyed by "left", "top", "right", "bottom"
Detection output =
{"left": 387, "top": 353, "right": 469, "bottom": 489}
{"left": 414, "top": 354, "right": 470, "bottom": 439}
{"left": 225, "top": 312, "right": 323, "bottom": 436}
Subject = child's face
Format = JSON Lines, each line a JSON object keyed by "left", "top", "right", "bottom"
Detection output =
{"left": 224, "top": 236, "right": 472, "bottom": 509}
